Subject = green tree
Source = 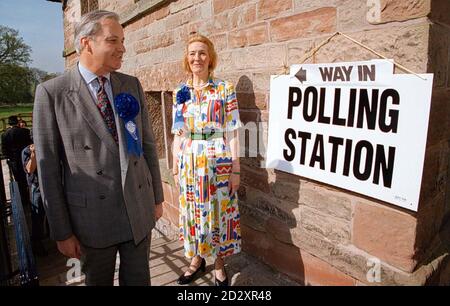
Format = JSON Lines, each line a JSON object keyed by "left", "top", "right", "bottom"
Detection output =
{"left": 0, "top": 25, "right": 31, "bottom": 65}
{"left": 0, "top": 25, "right": 33, "bottom": 104}
{"left": 0, "top": 64, "right": 34, "bottom": 104}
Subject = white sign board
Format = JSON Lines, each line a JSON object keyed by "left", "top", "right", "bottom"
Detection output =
{"left": 266, "top": 60, "right": 433, "bottom": 211}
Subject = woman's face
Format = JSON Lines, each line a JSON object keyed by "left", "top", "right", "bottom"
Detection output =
{"left": 187, "top": 42, "right": 210, "bottom": 77}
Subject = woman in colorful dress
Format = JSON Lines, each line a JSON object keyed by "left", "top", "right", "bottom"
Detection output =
{"left": 172, "top": 33, "right": 242, "bottom": 286}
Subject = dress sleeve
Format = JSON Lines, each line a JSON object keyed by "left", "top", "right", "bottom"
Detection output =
{"left": 172, "top": 86, "right": 183, "bottom": 135}
{"left": 224, "top": 81, "right": 242, "bottom": 132}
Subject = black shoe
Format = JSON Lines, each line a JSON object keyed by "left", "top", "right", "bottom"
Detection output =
{"left": 214, "top": 267, "right": 228, "bottom": 286}
{"left": 177, "top": 258, "right": 206, "bottom": 285}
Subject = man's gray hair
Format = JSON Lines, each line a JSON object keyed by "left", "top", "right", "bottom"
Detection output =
{"left": 74, "top": 10, "right": 120, "bottom": 54}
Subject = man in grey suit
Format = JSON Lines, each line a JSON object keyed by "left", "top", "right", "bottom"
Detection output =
{"left": 33, "top": 10, "right": 164, "bottom": 286}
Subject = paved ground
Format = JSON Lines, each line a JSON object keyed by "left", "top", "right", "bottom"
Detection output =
{"left": 36, "top": 233, "right": 299, "bottom": 286}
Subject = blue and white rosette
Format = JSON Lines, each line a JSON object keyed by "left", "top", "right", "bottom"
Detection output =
{"left": 114, "top": 93, "right": 143, "bottom": 156}
{"left": 173, "top": 85, "right": 191, "bottom": 131}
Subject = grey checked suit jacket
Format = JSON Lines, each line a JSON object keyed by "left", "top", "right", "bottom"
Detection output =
{"left": 33, "top": 66, "right": 164, "bottom": 248}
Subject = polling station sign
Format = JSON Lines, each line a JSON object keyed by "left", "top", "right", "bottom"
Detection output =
{"left": 266, "top": 60, "right": 433, "bottom": 211}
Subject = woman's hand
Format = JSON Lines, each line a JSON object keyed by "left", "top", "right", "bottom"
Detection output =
{"left": 229, "top": 172, "right": 240, "bottom": 197}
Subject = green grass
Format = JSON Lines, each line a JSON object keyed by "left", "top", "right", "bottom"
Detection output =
{"left": 0, "top": 104, "right": 33, "bottom": 132}
{"left": 0, "top": 104, "right": 33, "bottom": 118}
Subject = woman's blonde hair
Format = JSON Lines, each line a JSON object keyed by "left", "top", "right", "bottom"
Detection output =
{"left": 183, "top": 33, "right": 217, "bottom": 74}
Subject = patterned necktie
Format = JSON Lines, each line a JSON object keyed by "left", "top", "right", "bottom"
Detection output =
{"left": 96, "top": 76, "right": 118, "bottom": 143}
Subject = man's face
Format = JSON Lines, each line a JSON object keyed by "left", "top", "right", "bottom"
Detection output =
{"left": 87, "top": 18, "right": 125, "bottom": 73}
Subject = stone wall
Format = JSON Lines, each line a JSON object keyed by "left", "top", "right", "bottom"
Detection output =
{"left": 61, "top": 0, "right": 450, "bottom": 285}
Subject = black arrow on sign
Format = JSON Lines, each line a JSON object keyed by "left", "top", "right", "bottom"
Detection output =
{"left": 295, "top": 67, "right": 307, "bottom": 83}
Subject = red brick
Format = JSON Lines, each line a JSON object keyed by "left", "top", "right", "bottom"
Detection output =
{"left": 353, "top": 201, "right": 418, "bottom": 272}
{"left": 257, "top": 0, "right": 292, "bottom": 20}
{"left": 270, "top": 7, "right": 336, "bottom": 42}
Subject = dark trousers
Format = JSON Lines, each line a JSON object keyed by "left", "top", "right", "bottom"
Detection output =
{"left": 80, "top": 236, "right": 151, "bottom": 286}
{"left": 30, "top": 186, "right": 46, "bottom": 241}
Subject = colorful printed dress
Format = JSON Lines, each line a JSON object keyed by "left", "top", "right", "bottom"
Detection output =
{"left": 172, "top": 77, "right": 242, "bottom": 259}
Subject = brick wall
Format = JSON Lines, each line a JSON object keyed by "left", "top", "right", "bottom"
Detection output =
{"left": 61, "top": 0, "right": 450, "bottom": 285}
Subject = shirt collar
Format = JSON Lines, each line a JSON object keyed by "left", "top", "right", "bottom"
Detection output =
{"left": 78, "top": 62, "right": 111, "bottom": 85}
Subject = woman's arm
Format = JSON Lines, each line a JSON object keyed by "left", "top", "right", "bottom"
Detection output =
{"left": 25, "top": 147, "right": 37, "bottom": 174}
{"left": 172, "top": 134, "right": 182, "bottom": 175}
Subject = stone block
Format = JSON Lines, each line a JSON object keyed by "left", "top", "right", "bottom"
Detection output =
{"left": 300, "top": 248, "right": 357, "bottom": 285}
{"left": 270, "top": 7, "right": 337, "bottom": 42}
{"left": 213, "top": 0, "right": 249, "bottom": 14}
{"left": 243, "top": 224, "right": 357, "bottom": 285}
{"left": 244, "top": 186, "right": 298, "bottom": 226}
{"left": 312, "top": 24, "right": 430, "bottom": 74}
{"left": 293, "top": 0, "right": 337, "bottom": 12}
{"left": 426, "top": 89, "right": 450, "bottom": 147}
{"left": 241, "top": 164, "right": 271, "bottom": 193}
{"left": 300, "top": 206, "right": 351, "bottom": 244}
{"left": 228, "top": 23, "right": 268, "bottom": 48}
{"left": 209, "top": 33, "right": 227, "bottom": 52}
{"left": 170, "top": 0, "right": 195, "bottom": 14}
{"left": 353, "top": 200, "right": 418, "bottom": 272}
{"left": 236, "top": 92, "right": 267, "bottom": 110}
{"left": 366, "top": 0, "right": 431, "bottom": 24}
{"left": 240, "top": 202, "right": 269, "bottom": 232}
{"left": 257, "top": 0, "right": 292, "bottom": 20}
{"left": 241, "top": 223, "right": 270, "bottom": 260}
{"left": 287, "top": 39, "right": 316, "bottom": 66}
{"left": 430, "top": 0, "right": 450, "bottom": 26}
{"left": 415, "top": 191, "right": 446, "bottom": 262}
{"left": 270, "top": 171, "right": 302, "bottom": 204}
{"left": 231, "top": 45, "right": 286, "bottom": 71}
{"left": 228, "top": 4, "right": 257, "bottom": 30}
{"left": 265, "top": 216, "right": 294, "bottom": 245}
{"left": 337, "top": 0, "right": 377, "bottom": 32}
{"left": 420, "top": 142, "right": 448, "bottom": 205}
{"left": 298, "top": 181, "right": 353, "bottom": 221}
{"left": 428, "top": 24, "right": 449, "bottom": 88}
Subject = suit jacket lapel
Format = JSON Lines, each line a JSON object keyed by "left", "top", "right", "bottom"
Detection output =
{"left": 67, "top": 67, "right": 119, "bottom": 157}
{"left": 110, "top": 72, "right": 130, "bottom": 188}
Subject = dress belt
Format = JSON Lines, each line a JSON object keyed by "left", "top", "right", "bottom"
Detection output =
{"left": 187, "top": 131, "right": 224, "bottom": 140}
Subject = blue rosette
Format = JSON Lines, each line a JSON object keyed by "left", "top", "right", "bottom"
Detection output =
{"left": 173, "top": 85, "right": 190, "bottom": 130}
{"left": 114, "top": 93, "right": 143, "bottom": 156}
